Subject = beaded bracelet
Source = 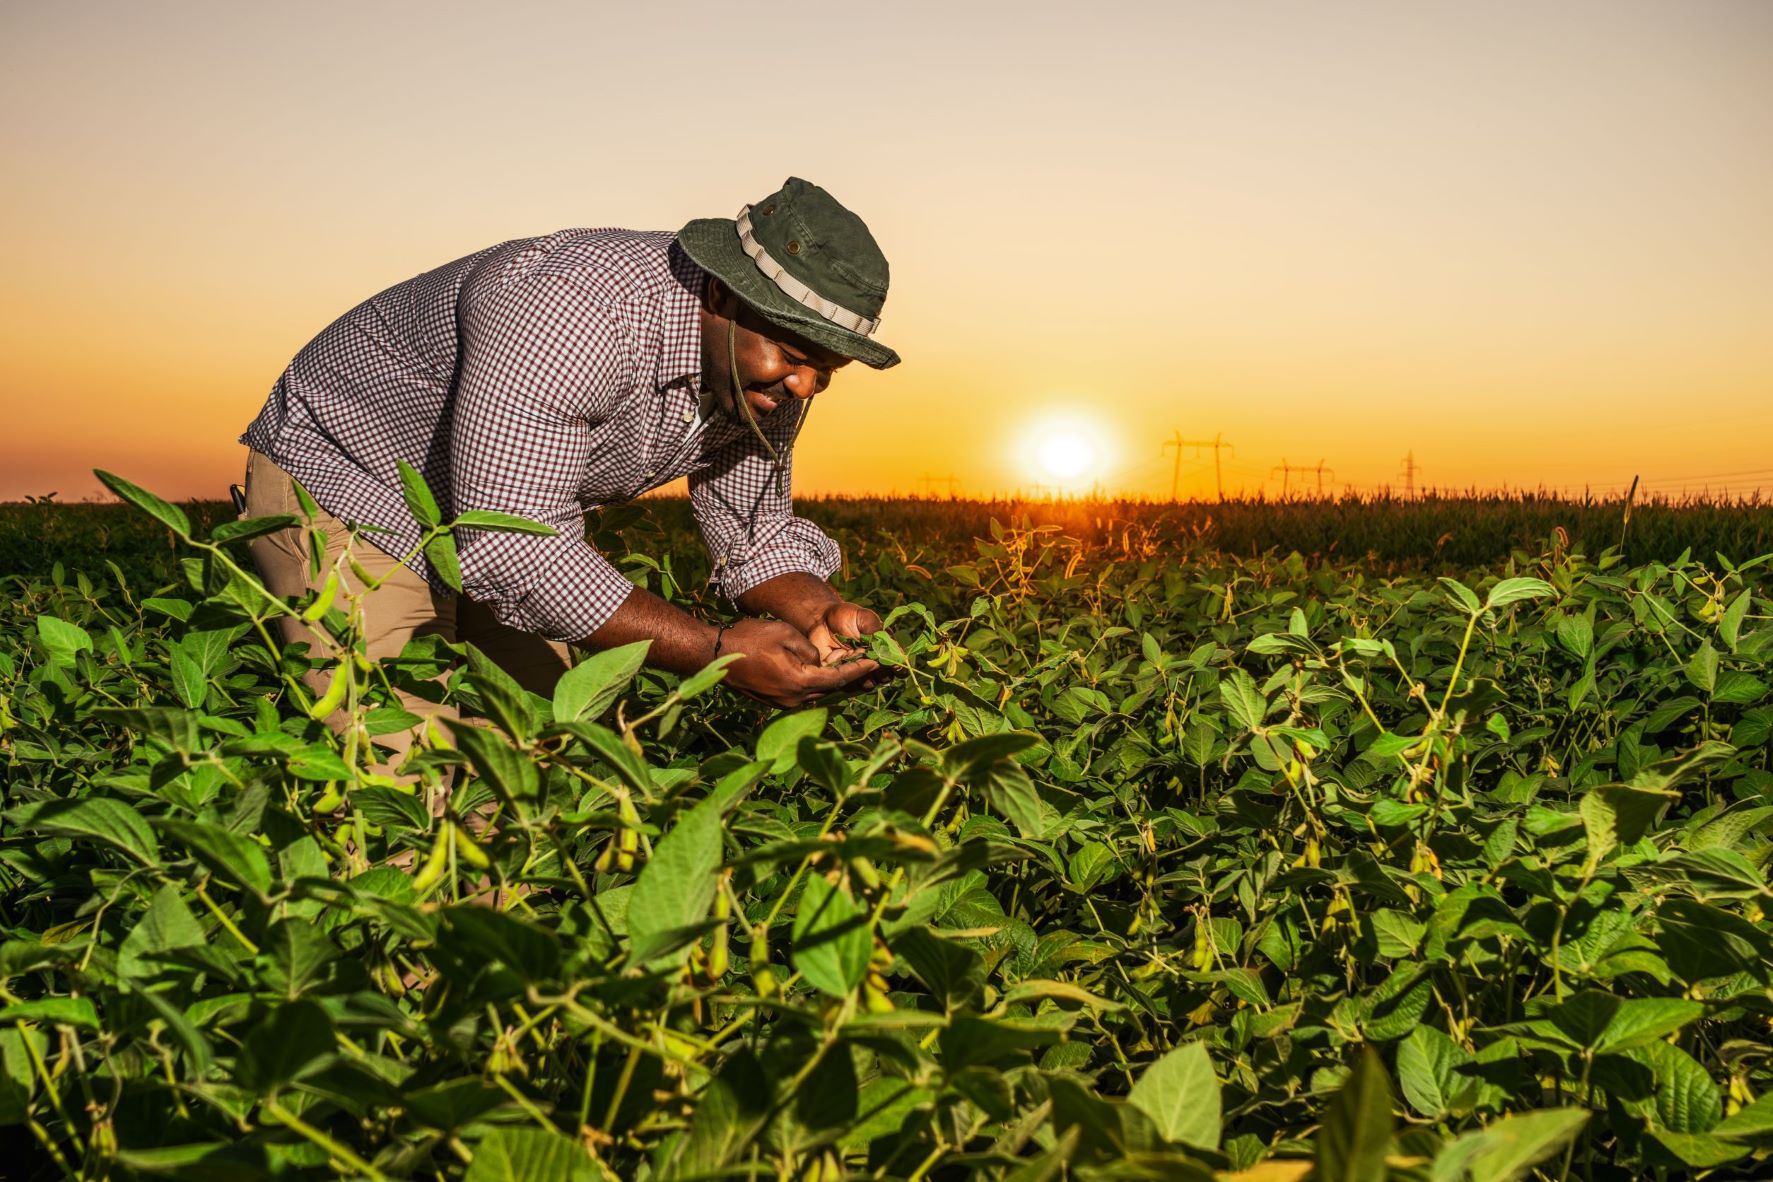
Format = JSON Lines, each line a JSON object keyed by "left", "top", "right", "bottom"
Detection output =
{"left": 712, "top": 621, "right": 736, "bottom": 658}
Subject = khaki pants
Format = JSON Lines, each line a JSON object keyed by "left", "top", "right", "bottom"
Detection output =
{"left": 242, "top": 449, "right": 572, "bottom": 773}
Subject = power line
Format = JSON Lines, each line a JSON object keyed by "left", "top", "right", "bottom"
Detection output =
{"left": 1271, "top": 458, "right": 1335, "bottom": 498}
{"left": 1162, "top": 431, "right": 1236, "bottom": 501}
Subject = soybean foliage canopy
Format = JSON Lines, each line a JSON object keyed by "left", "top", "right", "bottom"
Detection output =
{"left": 2, "top": 480, "right": 1772, "bottom": 1179}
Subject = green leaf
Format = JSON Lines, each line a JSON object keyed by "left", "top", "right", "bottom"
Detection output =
{"left": 557, "top": 722, "right": 654, "bottom": 798}
{"left": 110, "top": 1145, "right": 235, "bottom": 1173}
{"left": 757, "top": 708, "right": 827, "bottom": 774}
{"left": 1127, "top": 1040, "right": 1221, "bottom": 1150}
{"left": 940, "top": 730, "right": 1041, "bottom": 782}
{"left": 841, "top": 1077, "right": 936, "bottom": 1154}
{"left": 1002, "top": 1127, "right": 1081, "bottom": 1182}
{"left": 117, "top": 884, "right": 208, "bottom": 978}
{"left": 424, "top": 530, "right": 464, "bottom": 593}
{"left": 1220, "top": 669, "right": 1268, "bottom": 732}
{"left": 121, "top": 978, "right": 213, "bottom": 1079}
{"left": 168, "top": 647, "right": 208, "bottom": 710}
{"left": 626, "top": 792, "right": 722, "bottom": 966}
{"left": 1485, "top": 577, "right": 1556, "bottom": 611}
{"left": 1367, "top": 731, "right": 1421, "bottom": 758}
{"left": 1438, "top": 577, "right": 1482, "bottom": 614}
{"left": 290, "top": 476, "right": 322, "bottom": 523}
{"left": 210, "top": 514, "right": 300, "bottom": 545}
{"left": 236, "top": 1000, "right": 333, "bottom": 1093}
{"left": 1316, "top": 1047, "right": 1394, "bottom": 1182}
{"left": 1581, "top": 784, "right": 1676, "bottom": 864}
{"left": 403, "top": 1078, "right": 511, "bottom": 1132}
{"left": 1430, "top": 1108, "right": 1588, "bottom": 1182}
{"left": 1720, "top": 589, "right": 1751, "bottom": 650}
{"left": 679, "top": 1050, "right": 773, "bottom": 1173}
{"left": 463, "top": 1128, "right": 596, "bottom": 1182}
{"left": 287, "top": 744, "right": 354, "bottom": 781}
{"left": 95, "top": 469, "right": 191, "bottom": 538}
{"left": 1685, "top": 640, "right": 1719, "bottom": 695}
{"left": 1000, "top": 979, "right": 1122, "bottom": 1011}
{"left": 1045, "top": 1075, "right": 1165, "bottom": 1162}
{"left": 1657, "top": 897, "right": 1773, "bottom": 981}
{"left": 1361, "top": 966, "right": 1432, "bottom": 1042}
{"left": 552, "top": 640, "right": 650, "bottom": 723}
{"left": 1555, "top": 612, "right": 1593, "bottom": 661}
{"left": 1646, "top": 1131, "right": 1749, "bottom": 1168}
{"left": 440, "top": 908, "right": 560, "bottom": 983}
{"left": 1592, "top": 997, "right": 1705, "bottom": 1054}
{"left": 154, "top": 818, "right": 274, "bottom": 899}
{"left": 1712, "top": 1091, "right": 1773, "bottom": 1138}
{"left": 1397, "top": 1026, "right": 1474, "bottom": 1118}
{"left": 451, "top": 724, "right": 542, "bottom": 804}
{"left": 675, "top": 653, "right": 741, "bottom": 700}
{"left": 1546, "top": 989, "right": 1622, "bottom": 1049}
{"left": 939, "top": 1014, "right": 1063, "bottom": 1069}
{"left": 892, "top": 927, "right": 985, "bottom": 1011}
{"left": 0, "top": 1027, "right": 44, "bottom": 1124}
{"left": 464, "top": 644, "right": 539, "bottom": 740}
{"left": 1627, "top": 740, "right": 1737, "bottom": 793}
{"left": 352, "top": 787, "right": 431, "bottom": 832}
{"left": 262, "top": 921, "right": 339, "bottom": 998}
{"left": 1638, "top": 1039, "right": 1721, "bottom": 1133}
{"left": 142, "top": 596, "right": 194, "bottom": 622}
{"left": 35, "top": 615, "right": 93, "bottom": 665}
{"left": 450, "top": 509, "right": 558, "bottom": 536}
{"left": 983, "top": 759, "right": 1052, "bottom": 839}
{"left": 792, "top": 873, "right": 870, "bottom": 997}
{"left": 396, "top": 459, "right": 443, "bottom": 529}
{"left": 796, "top": 1043, "right": 861, "bottom": 1132}
{"left": 0, "top": 997, "right": 99, "bottom": 1030}
{"left": 1367, "top": 909, "right": 1425, "bottom": 958}
{"left": 7, "top": 798, "right": 160, "bottom": 866}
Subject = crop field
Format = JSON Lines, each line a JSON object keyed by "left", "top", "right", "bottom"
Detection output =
{"left": 3, "top": 479, "right": 1773, "bottom": 1181}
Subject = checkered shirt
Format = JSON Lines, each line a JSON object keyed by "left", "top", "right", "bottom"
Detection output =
{"left": 240, "top": 230, "right": 841, "bottom": 641}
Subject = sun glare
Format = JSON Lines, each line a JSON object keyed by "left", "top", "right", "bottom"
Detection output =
{"left": 1013, "top": 413, "right": 1118, "bottom": 495}
{"left": 1037, "top": 432, "right": 1096, "bottom": 482}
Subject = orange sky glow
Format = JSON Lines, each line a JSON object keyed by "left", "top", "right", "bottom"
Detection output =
{"left": 3, "top": 1, "right": 1770, "bottom": 505}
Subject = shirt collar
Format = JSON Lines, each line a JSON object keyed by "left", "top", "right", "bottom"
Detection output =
{"left": 659, "top": 240, "right": 706, "bottom": 392}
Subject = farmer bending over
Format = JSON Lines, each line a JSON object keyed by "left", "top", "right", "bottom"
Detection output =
{"left": 237, "top": 178, "right": 893, "bottom": 763}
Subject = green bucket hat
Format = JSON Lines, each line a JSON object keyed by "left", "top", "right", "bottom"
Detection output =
{"left": 678, "top": 177, "right": 900, "bottom": 369}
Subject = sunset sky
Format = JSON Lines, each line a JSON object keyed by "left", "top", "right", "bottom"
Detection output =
{"left": 3, "top": 1, "right": 1770, "bottom": 504}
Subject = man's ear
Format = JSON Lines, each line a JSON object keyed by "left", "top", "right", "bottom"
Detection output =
{"left": 704, "top": 276, "right": 739, "bottom": 319}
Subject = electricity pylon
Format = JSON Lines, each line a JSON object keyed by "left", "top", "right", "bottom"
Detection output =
{"left": 919, "top": 473, "right": 960, "bottom": 498}
{"left": 1162, "top": 432, "right": 1235, "bottom": 501}
{"left": 1271, "top": 459, "right": 1335, "bottom": 498}
{"left": 1400, "top": 451, "right": 1419, "bottom": 497}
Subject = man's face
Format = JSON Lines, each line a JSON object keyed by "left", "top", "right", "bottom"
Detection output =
{"left": 705, "top": 295, "right": 852, "bottom": 422}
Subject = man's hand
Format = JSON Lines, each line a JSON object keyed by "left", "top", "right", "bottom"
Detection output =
{"left": 721, "top": 617, "right": 881, "bottom": 709}
{"left": 805, "top": 600, "right": 884, "bottom": 666}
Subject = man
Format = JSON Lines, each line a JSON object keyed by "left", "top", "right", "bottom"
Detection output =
{"left": 239, "top": 177, "right": 892, "bottom": 758}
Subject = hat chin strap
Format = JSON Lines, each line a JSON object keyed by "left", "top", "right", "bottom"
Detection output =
{"left": 735, "top": 205, "right": 881, "bottom": 338}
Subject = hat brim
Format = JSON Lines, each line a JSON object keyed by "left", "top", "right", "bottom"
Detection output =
{"left": 677, "top": 217, "right": 901, "bottom": 370}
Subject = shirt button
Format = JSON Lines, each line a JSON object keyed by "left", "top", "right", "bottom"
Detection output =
{"left": 643, "top": 469, "right": 654, "bottom": 479}
{"left": 682, "top": 409, "right": 694, "bottom": 423}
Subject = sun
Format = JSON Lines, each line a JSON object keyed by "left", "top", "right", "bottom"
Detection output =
{"left": 1011, "top": 411, "right": 1119, "bottom": 494}
{"left": 1036, "top": 432, "right": 1097, "bottom": 482}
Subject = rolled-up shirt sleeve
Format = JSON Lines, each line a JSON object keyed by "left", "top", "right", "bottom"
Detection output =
{"left": 689, "top": 399, "right": 842, "bottom": 602}
{"left": 450, "top": 273, "right": 637, "bottom": 640}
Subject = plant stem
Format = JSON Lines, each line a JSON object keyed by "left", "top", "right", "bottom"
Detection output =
{"left": 264, "top": 1098, "right": 387, "bottom": 1180}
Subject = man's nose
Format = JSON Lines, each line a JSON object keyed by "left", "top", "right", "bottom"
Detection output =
{"left": 786, "top": 365, "right": 830, "bottom": 400}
